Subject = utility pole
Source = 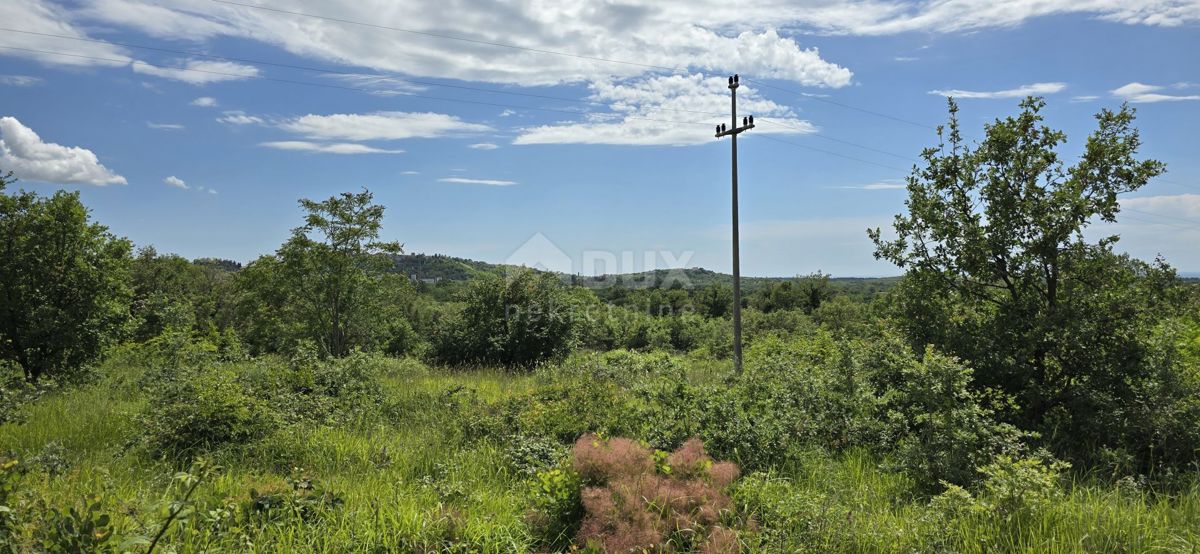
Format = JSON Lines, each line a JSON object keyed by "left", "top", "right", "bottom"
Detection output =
{"left": 715, "top": 74, "right": 754, "bottom": 373}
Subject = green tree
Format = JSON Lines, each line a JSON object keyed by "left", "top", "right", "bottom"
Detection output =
{"left": 869, "top": 98, "right": 1174, "bottom": 461}
{"left": 0, "top": 172, "right": 132, "bottom": 381}
{"left": 237, "top": 190, "right": 408, "bottom": 357}
{"left": 130, "top": 247, "right": 239, "bottom": 341}
{"left": 696, "top": 283, "right": 733, "bottom": 318}
{"left": 432, "top": 270, "right": 575, "bottom": 367}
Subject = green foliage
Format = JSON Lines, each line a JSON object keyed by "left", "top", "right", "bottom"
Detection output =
{"left": 528, "top": 461, "right": 583, "bottom": 549}
{"left": 870, "top": 97, "right": 1186, "bottom": 471}
{"left": 0, "top": 172, "right": 133, "bottom": 382}
{"left": 886, "top": 348, "right": 1028, "bottom": 489}
{"left": 236, "top": 190, "right": 412, "bottom": 357}
{"left": 37, "top": 496, "right": 115, "bottom": 553}
{"left": 0, "top": 458, "right": 20, "bottom": 547}
{"left": 129, "top": 247, "right": 238, "bottom": 342}
{"left": 432, "top": 270, "right": 576, "bottom": 368}
{"left": 138, "top": 366, "right": 279, "bottom": 458}
{"left": 750, "top": 272, "right": 834, "bottom": 314}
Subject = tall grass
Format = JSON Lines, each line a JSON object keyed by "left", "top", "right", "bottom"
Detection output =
{"left": 2, "top": 355, "right": 1197, "bottom": 553}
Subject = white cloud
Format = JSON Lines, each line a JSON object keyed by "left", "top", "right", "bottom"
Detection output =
{"left": 1084, "top": 194, "right": 1200, "bottom": 270}
{"left": 499, "top": 109, "right": 516, "bottom": 117}
{"left": 217, "top": 111, "right": 264, "bottom": 125}
{"left": 191, "top": 96, "right": 218, "bottom": 107}
{"left": 132, "top": 59, "right": 259, "bottom": 84}
{"left": 893, "top": 56, "right": 919, "bottom": 62}
{"left": 834, "top": 181, "right": 906, "bottom": 190}
{"left": 0, "top": 116, "right": 126, "bottom": 186}
{"left": 1121, "top": 193, "right": 1200, "bottom": 219}
{"left": 260, "top": 141, "right": 405, "bottom": 154}
{"left": 0, "top": 0, "right": 130, "bottom": 67}
{"left": 0, "top": 75, "right": 43, "bottom": 86}
{"left": 73, "top": 0, "right": 851, "bottom": 87}
{"left": 515, "top": 73, "right": 816, "bottom": 146}
{"left": 278, "top": 111, "right": 490, "bottom": 141}
{"left": 468, "top": 143, "right": 499, "bottom": 150}
{"left": 1070, "top": 95, "right": 1100, "bottom": 103}
{"left": 439, "top": 177, "right": 517, "bottom": 186}
{"left": 929, "top": 82, "right": 1067, "bottom": 99}
{"left": 401, "top": 170, "right": 420, "bottom": 175}
{"left": 1111, "top": 82, "right": 1200, "bottom": 103}
{"left": 147, "top": 122, "right": 184, "bottom": 130}
{"left": 164, "top": 175, "right": 188, "bottom": 189}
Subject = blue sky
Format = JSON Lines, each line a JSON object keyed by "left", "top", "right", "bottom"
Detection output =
{"left": 1, "top": 0, "right": 1198, "bottom": 277}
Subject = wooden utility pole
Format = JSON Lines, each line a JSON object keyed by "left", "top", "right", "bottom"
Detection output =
{"left": 715, "top": 74, "right": 754, "bottom": 373}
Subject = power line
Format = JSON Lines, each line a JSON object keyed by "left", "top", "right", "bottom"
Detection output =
{"left": 755, "top": 134, "right": 911, "bottom": 172}
{"left": 1124, "top": 207, "right": 1200, "bottom": 227}
{"left": 207, "top": 0, "right": 687, "bottom": 74}
{"left": 1, "top": 34, "right": 926, "bottom": 171}
{"left": 0, "top": 44, "right": 716, "bottom": 128}
{"left": 744, "top": 78, "right": 937, "bottom": 130}
{"left": 756, "top": 117, "right": 919, "bottom": 161}
{"left": 1118, "top": 213, "right": 1200, "bottom": 232}
{"left": 0, "top": 27, "right": 730, "bottom": 118}
{"left": 202, "top": 0, "right": 943, "bottom": 132}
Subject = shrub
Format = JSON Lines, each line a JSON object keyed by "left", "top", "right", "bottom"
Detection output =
{"left": 0, "top": 457, "right": 22, "bottom": 546}
{"left": 886, "top": 348, "right": 1028, "bottom": 490}
{"left": 431, "top": 271, "right": 576, "bottom": 368}
{"left": 571, "top": 435, "right": 742, "bottom": 553}
{"left": 36, "top": 496, "right": 115, "bottom": 554}
{"left": 975, "top": 453, "right": 1069, "bottom": 520}
{"left": 139, "top": 366, "right": 279, "bottom": 458}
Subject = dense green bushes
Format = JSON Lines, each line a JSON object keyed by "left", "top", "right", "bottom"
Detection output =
{"left": 431, "top": 270, "right": 577, "bottom": 368}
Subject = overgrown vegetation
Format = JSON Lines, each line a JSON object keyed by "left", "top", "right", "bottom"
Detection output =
{"left": 1, "top": 98, "right": 1198, "bottom": 552}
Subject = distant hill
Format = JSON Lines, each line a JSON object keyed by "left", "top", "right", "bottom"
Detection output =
{"left": 393, "top": 253, "right": 901, "bottom": 294}
{"left": 391, "top": 253, "right": 507, "bottom": 281}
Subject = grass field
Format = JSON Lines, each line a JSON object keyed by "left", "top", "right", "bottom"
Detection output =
{"left": 2, "top": 349, "right": 1199, "bottom": 553}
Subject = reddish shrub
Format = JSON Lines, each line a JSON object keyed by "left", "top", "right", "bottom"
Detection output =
{"left": 572, "top": 434, "right": 653, "bottom": 483}
{"left": 572, "top": 435, "right": 742, "bottom": 553}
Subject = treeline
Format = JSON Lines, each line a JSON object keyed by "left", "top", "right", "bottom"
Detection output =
{"left": 2, "top": 96, "right": 1200, "bottom": 487}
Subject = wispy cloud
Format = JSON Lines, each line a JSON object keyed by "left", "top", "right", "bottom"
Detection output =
{"left": 438, "top": 177, "right": 517, "bottom": 186}
{"left": 1070, "top": 95, "right": 1099, "bottom": 103}
{"left": 0, "top": 75, "right": 43, "bottom": 87}
{"left": 832, "top": 181, "right": 906, "bottom": 190}
{"left": 1111, "top": 82, "right": 1200, "bottom": 103}
{"left": 278, "top": 111, "right": 490, "bottom": 141}
{"left": 191, "top": 96, "right": 217, "bottom": 107}
{"left": 929, "top": 82, "right": 1066, "bottom": 99}
{"left": 147, "top": 122, "right": 184, "bottom": 130}
{"left": 468, "top": 143, "right": 499, "bottom": 150}
{"left": 132, "top": 59, "right": 258, "bottom": 85}
{"left": 217, "top": 111, "right": 263, "bottom": 125}
{"left": 260, "top": 141, "right": 405, "bottom": 154}
{"left": 515, "top": 74, "right": 815, "bottom": 146}
{"left": 893, "top": 56, "right": 919, "bottom": 62}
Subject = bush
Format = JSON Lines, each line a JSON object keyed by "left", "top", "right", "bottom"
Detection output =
{"left": 570, "top": 435, "right": 742, "bottom": 553}
{"left": 431, "top": 271, "right": 576, "bottom": 368}
{"left": 139, "top": 366, "right": 279, "bottom": 458}
{"left": 886, "top": 348, "right": 1028, "bottom": 490}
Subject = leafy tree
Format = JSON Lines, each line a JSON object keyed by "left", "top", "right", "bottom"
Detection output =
{"left": 751, "top": 272, "right": 832, "bottom": 314}
{"left": 130, "top": 247, "right": 238, "bottom": 341}
{"left": 0, "top": 172, "right": 132, "bottom": 381}
{"left": 869, "top": 98, "right": 1175, "bottom": 462}
{"left": 237, "top": 190, "right": 409, "bottom": 357}
{"left": 432, "top": 270, "right": 575, "bottom": 367}
{"left": 696, "top": 283, "right": 733, "bottom": 318}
